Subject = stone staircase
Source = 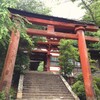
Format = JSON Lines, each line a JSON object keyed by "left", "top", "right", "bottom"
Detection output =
{"left": 17, "top": 71, "right": 79, "bottom": 100}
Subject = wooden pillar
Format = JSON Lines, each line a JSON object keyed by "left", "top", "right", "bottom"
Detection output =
{"left": 0, "top": 30, "right": 20, "bottom": 99}
{"left": 75, "top": 26, "right": 95, "bottom": 100}
{"left": 46, "top": 25, "right": 54, "bottom": 71}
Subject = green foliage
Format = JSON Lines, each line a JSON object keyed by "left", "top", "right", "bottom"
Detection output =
{"left": 15, "top": 0, "right": 50, "bottom": 45}
{"left": 9, "top": 88, "right": 16, "bottom": 100}
{"left": 94, "top": 77, "right": 100, "bottom": 88}
{"left": 85, "top": 38, "right": 99, "bottom": 50}
{"left": 0, "top": 0, "right": 18, "bottom": 46}
{"left": 90, "top": 65, "right": 98, "bottom": 73}
{"left": 0, "top": 8, "right": 12, "bottom": 46}
{"left": 72, "top": 72, "right": 100, "bottom": 99}
{"left": 0, "top": 0, "right": 33, "bottom": 75}
{"left": 38, "top": 61, "right": 44, "bottom": 72}
{"left": 0, "top": 0, "right": 17, "bottom": 8}
{"left": 0, "top": 87, "right": 16, "bottom": 100}
{"left": 0, "top": 1, "right": 33, "bottom": 48}
{"left": 71, "top": 0, "right": 100, "bottom": 50}
{"left": 76, "top": 73, "right": 83, "bottom": 81}
{"left": 93, "top": 80, "right": 100, "bottom": 100}
{"left": 72, "top": 80, "right": 86, "bottom": 100}
{"left": 59, "top": 39, "right": 79, "bottom": 75}
{"left": 16, "top": 0, "right": 51, "bottom": 15}
{"left": 72, "top": 55, "right": 100, "bottom": 99}
{"left": 70, "top": 0, "right": 100, "bottom": 26}
{"left": 0, "top": 0, "right": 50, "bottom": 75}
{"left": 12, "top": 15, "right": 33, "bottom": 46}
{"left": 83, "top": 0, "right": 100, "bottom": 26}
{"left": 0, "top": 91, "right": 6, "bottom": 100}
{"left": 15, "top": 51, "right": 30, "bottom": 74}
{"left": 0, "top": 1, "right": 50, "bottom": 99}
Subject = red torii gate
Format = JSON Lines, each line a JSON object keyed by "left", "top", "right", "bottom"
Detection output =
{"left": 0, "top": 8, "right": 99, "bottom": 100}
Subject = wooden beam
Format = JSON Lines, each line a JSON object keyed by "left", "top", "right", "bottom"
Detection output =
{"left": 76, "top": 27, "right": 96, "bottom": 100}
{"left": 27, "top": 29, "right": 77, "bottom": 39}
{"left": 27, "top": 28, "right": 99, "bottom": 42}
{"left": 26, "top": 17, "right": 99, "bottom": 32}
{"left": 0, "top": 30, "right": 20, "bottom": 99}
{"left": 32, "top": 49, "right": 47, "bottom": 53}
{"left": 37, "top": 41, "right": 59, "bottom": 46}
{"left": 85, "top": 36, "right": 99, "bottom": 42}
{"left": 32, "top": 49, "right": 59, "bottom": 54}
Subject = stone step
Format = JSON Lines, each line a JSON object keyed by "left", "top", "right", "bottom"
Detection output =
{"left": 22, "top": 95, "right": 74, "bottom": 99}
{"left": 22, "top": 91, "right": 69, "bottom": 94}
{"left": 23, "top": 82, "right": 64, "bottom": 85}
{"left": 23, "top": 90, "right": 69, "bottom": 94}
{"left": 23, "top": 92, "right": 71, "bottom": 96}
{"left": 18, "top": 98, "right": 74, "bottom": 100}
{"left": 24, "top": 79, "right": 62, "bottom": 82}
{"left": 21, "top": 71, "right": 75, "bottom": 100}
{"left": 23, "top": 87, "right": 68, "bottom": 91}
{"left": 22, "top": 97, "right": 74, "bottom": 100}
{"left": 23, "top": 85, "right": 64, "bottom": 88}
{"left": 23, "top": 83, "right": 63, "bottom": 86}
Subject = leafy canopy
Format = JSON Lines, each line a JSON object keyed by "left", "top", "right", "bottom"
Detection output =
{"left": 70, "top": 0, "right": 100, "bottom": 49}
{"left": 16, "top": 0, "right": 51, "bottom": 15}
{"left": 59, "top": 39, "right": 79, "bottom": 75}
{"left": 0, "top": 0, "right": 50, "bottom": 72}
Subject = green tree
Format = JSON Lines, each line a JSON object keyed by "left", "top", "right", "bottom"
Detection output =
{"left": 55, "top": 0, "right": 100, "bottom": 26}
{"left": 59, "top": 39, "right": 79, "bottom": 75}
{"left": 70, "top": 0, "right": 100, "bottom": 49}
{"left": 81, "top": 0, "right": 100, "bottom": 49}
{"left": 0, "top": 0, "right": 33, "bottom": 73}
{"left": 0, "top": 0, "right": 17, "bottom": 73}
{"left": 16, "top": 0, "right": 51, "bottom": 15}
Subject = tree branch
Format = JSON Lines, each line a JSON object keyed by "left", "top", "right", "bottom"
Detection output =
{"left": 81, "top": 0, "right": 96, "bottom": 24}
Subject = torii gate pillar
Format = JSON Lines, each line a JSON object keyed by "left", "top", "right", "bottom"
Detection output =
{"left": 75, "top": 26, "right": 96, "bottom": 100}
{"left": 0, "top": 30, "right": 20, "bottom": 99}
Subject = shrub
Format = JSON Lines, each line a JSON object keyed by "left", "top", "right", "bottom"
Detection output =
{"left": 0, "top": 91, "right": 6, "bottom": 100}
{"left": 72, "top": 80, "right": 86, "bottom": 100}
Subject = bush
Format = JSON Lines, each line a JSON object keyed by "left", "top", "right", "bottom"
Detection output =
{"left": 72, "top": 74, "right": 100, "bottom": 100}
{"left": 9, "top": 88, "right": 16, "bottom": 100}
{"left": 93, "top": 77, "right": 100, "bottom": 99}
{"left": 94, "top": 77, "right": 100, "bottom": 90}
{"left": 90, "top": 65, "right": 98, "bottom": 73}
{"left": 72, "top": 80, "right": 86, "bottom": 100}
{"left": 0, "top": 91, "right": 6, "bottom": 100}
{"left": 0, "top": 87, "right": 16, "bottom": 100}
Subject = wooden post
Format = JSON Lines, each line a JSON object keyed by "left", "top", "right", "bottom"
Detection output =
{"left": 46, "top": 25, "right": 54, "bottom": 71}
{"left": 75, "top": 26, "right": 96, "bottom": 100}
{"left": 0, "top": 30, "right": 20, "bottom": 99}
